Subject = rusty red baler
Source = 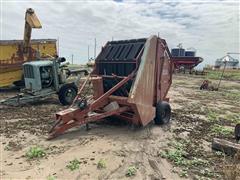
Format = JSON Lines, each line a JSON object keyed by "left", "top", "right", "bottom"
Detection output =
{"left": 49, "top": 35, "right": 173, "bottom": 139}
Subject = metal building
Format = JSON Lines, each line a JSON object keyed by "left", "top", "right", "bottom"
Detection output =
{"left": 215, "top": 55, "right": 239, "bottom": 69}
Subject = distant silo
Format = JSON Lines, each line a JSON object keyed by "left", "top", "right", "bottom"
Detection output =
{"left": 171, "top": 48, "right": 185, "bottom": 57}
{"left": 215, "top": 55, "right": 239, "bottom": 69}
{"left": 185, "top": 50, "right": 196, "bottom": 57}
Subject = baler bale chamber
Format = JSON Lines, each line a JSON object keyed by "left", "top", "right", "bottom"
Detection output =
{"left": 49, "top": 35, "right": 173, "bottom": 139}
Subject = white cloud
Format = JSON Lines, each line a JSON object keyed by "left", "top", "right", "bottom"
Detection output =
{"left": 1, "top": 0, "right": 239, "bottom": 68}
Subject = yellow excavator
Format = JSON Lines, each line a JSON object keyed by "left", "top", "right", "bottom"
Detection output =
{"left": 0, "top": 8, "right": 57, "bottom": 87}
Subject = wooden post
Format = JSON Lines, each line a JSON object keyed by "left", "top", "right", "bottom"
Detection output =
{"left": 212, "top": 138, "right": 240, "bottom": 156}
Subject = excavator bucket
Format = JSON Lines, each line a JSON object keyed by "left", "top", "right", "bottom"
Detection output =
{"left": 25, "top": 8, "right": 42, "bottom": 28}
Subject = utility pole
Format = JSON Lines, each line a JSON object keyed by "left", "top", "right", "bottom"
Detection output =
{"left": 71, "top": 54, "right": 73, "bottom": 64}
{"left": 57, "top": 37, "right": 60, "bottom": 56}
{"left": 94, "top": 38, "right": 96, "bottom": 59}
{"left": 217, "top": 60, "right": 227, "bottom": 90}
{"left": 88, "top": 45, "right": 90, "bottom": 60}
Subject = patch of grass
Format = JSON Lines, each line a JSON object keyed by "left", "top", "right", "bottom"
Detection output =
{"left": 174, "top": 80, "right": 190, "bottom": 86}
{"left": 26, "top": 146, "right": 46, "bottom": 159}
{"left": 211, "top": 125, "right": 233, "bottom": 136}
{"left": 205, "top": 70, "right": 240, "bottom": 81}
{"left": 206, "top": 109, "right": 219, "bottom": 122}
{"left": 97, "top": 159, "right": 106, "bottom": 169}
{"left": 160, "top": 148, "right": 187, "bottom": 166}
{"left": 160, "top": 140, "right": 212, "bottom": 178}
{"left": 161, "top": 149, "right": 208, "bottom": 167}
{"left": 190, "top": 158, "right": 209, "bottom": 166}
{"left": 221, "top": 91, "right": 240, "bottom": 102}
{"left": 126, "top": 166, "right": 137, "bottom": 177}
{"left": 223, "top": 113, "right": 240, "bottom": 123}
{"left": 66, "top": 159, "right": 81, "bottom": 171}
{"left": 161, "top": 141, "right": 189, "bottom": 166}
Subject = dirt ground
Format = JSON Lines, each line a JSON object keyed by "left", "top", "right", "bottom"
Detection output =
{"left": 0, "top": 74, "right": 239, "bottom": 180}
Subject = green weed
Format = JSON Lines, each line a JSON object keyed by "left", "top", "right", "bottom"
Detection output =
{"left": 223, "top": 113, "right": 240, "bottom": 123}
{"left": 160, "top": 149, "right": 187, "bottom": 166}
{"left": 160, "top": 140, "right": 211, "bottom": 179}
{"left": 4, "top": 145, "right": 10, "bottom": 151}
{"left": 179, "top": 169, "right": 188, "bottom": 177}
{"left": 97, "top": 159, "right": 106, "bottom": 169}
{"left": 26, "top": 146, "right": 46, "bottom": 159}
{"left": 190, "top": 158, "right": 209, "bottom": 166}
{"left": 66, "top": 159, "right": 81, "bottom": 171}
{"left": 47, "top": 175, "right": 56, "bottom": 180}
{"left": 162, "top": 141, "right": 189, "bottom": 166}
{"left": 207, "top": 109, "right": 219, "bottom": 122}
{"left": 126, "top": 166, "right": 137, "bottom": 177}
{"left": 200, "top": 168, "right": 215, "bottom": 178}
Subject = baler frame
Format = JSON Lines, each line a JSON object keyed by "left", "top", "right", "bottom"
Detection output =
{"left": 49, "top": 36, "right": 173, "bottom": 139}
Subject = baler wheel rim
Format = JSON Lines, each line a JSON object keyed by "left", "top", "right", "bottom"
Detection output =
{"left": 58, "top": 83, "right": 78, "bottom": 105}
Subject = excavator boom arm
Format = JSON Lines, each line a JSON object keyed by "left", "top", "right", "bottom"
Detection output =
{"left": 23, "top": 8, "right": 42, "bottom": 53}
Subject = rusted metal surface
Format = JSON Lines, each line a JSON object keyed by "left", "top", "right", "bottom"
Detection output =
{"left": 155, "top": 39, "right": 173, "bottom": 104}
{"left": 49, "top": 35, "right": 173, "bottom": 138}
{"left": 0, "top": 39, "right": 57, "bottom": 85}
{"left": 172, "top": 56, "right": 203, "bottom": 70}
{"left": 127, "top": 36, "right": 157, "bottom": 125}
{"left": 0, "top": 39, "right": 57, "bottom": 69}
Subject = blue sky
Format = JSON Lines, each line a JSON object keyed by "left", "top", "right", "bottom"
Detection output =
{"left": 1, "top": 0, "right": 239, "bottom": 68}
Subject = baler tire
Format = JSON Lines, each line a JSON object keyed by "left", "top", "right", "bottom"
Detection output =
{"left": 154, "top": 101, "right": 171, "bottom": 125}
{"left": 58, "top": 83, "right": 78, "bottom": 105}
